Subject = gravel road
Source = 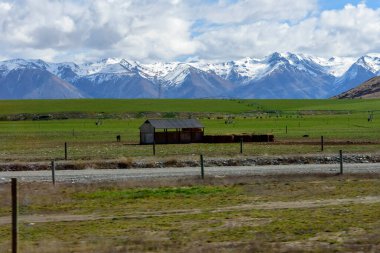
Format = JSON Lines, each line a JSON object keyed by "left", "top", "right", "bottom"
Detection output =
{"left": 1, "top": 163, "right": 379, "bottom": 183}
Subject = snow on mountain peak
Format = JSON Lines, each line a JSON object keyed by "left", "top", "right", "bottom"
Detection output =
{"left": 189, "top": 52, "right": 334, "bottom": 83}
{"left": 75, "top": 58, "right": 140, "bottom": 76}
{"left": 0, "top": 58, "right": 44, "bottom": 69}
{"left": 104, "top": 58, "right": 122, "bottom": 65}
{"left": 356, "top": 55, "right": 380, "bottom": 73}
{"left": 139, "top": 62, "right": 180, "bottom": 79}
{"left": 0, "top": 52, "right": 378, "bottom": 92}
{"left": 44, "top": 62, "right": 79, "bottom": 79}
{"left": 2, "top": 52, "right": 380, "bottom": 99}
{"left": 158, "top": 63, "right": 203, "bottom": 87}
{"left": 307, "top": 56, "right": 355, "bottom": 77}
{"left": 161, "top": 63, "right": 194, "bottom": 87}
{"left": 0, "top": 59, "right": 50, "bottom": 77}
{"left": 191, "top": 57, "right": 269, "bottom": 83}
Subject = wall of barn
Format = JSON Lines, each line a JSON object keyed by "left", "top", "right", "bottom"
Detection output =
{"left": 154, "top": 130, "right": 204, "bottom": 144}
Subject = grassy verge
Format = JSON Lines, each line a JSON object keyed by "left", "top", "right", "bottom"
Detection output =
{"left": 0, "top": 175, "right": 379, "bottom": 252}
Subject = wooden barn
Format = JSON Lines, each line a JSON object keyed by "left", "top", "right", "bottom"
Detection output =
{"left": 139, "top": 119, "right": 204, "bottom": 144}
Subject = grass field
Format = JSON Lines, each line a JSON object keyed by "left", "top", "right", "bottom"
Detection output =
{"left": 0, "top": 175, "right": 379, "bottom": 252}
{"left": 0, "top": 98, "right": 380, "bottom": 116}
{"left": 1, "top": 99, "right": 380, "bottom": 162}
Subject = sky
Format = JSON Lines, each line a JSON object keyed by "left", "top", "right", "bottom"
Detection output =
{"left": 0, "top": 0, "right": 380, "bottom": 63}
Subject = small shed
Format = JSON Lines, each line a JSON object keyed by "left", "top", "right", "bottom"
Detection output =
{"left": 139, "top": 119, "right": 204, "bottom": 144}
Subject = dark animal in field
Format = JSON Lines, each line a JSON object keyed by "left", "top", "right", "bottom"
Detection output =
{"left": 116, "top": 135, "right": 121, "bottom": 142}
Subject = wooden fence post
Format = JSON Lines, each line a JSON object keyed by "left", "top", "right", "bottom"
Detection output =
{"left": 11, "top": 178, "right": 18, "bottom": 253}
{"left": 339, "top": 150, "right": 343, "bottom": 175}
{"left": 240, "top": 138, "right": 243, "bottom": 154}
{"left": 64, "top": 142, "right": 67, "bottom": 160}
{"left": 51, "top": 160, "right": 56, "bottom": 186}
{"left": 321, "top": 136, "right": 324, "bottom": 152}
{"left": 153, "top": 140, "right": 156, "bottom": 156}
{"left": 200, "top": 154, "right": 204, "bottom": 179}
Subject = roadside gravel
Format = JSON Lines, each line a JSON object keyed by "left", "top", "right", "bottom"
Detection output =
{"left": 1, "top": 154, "right": 380, "bottom": 171}
{"left": 1, "top": 163, "right": 379, "bottom": 184}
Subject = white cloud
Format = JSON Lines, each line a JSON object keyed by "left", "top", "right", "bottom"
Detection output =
{"left": 315, "top": 4, "right": 380, "bottom": 56}
{"left": 0, "top": 2, "right": 11, "bottom": 12}
{"left": 54, "top": 16, "right": 75, "bottom": 33}
{"left": 194, "top": 2, "right": 380, "bottom": 59}
{"left": 0, "top": 0, "right": 199, "bottom": 62}
{"left": 192, "top": 0, "right": 317, "bottom": 24}
{"left": 0, "top": 0, "right": 380, "bottom": 62}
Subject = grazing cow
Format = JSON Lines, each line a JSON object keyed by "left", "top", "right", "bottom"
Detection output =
{"left": 116, "top": 135, "right": 121, "bottom": 142}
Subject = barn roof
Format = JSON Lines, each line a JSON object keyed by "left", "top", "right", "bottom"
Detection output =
{"left": 141, "top": 119, "right": 203, "bottom": 129}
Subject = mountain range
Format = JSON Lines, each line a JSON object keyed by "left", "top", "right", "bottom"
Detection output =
{"left": 1, "top": 52, "right": 380, "bottom": 99}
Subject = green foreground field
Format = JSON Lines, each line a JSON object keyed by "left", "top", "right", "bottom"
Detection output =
{"left": 0, "top": 175, "right": 379, "bottom": 252}
{"left": 1, "top": 99, "right": 380, "bottom": 162}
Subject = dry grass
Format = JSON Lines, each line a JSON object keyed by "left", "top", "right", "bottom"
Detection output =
{"left": 0, "top": 174, "right": 379, "bottom": 252}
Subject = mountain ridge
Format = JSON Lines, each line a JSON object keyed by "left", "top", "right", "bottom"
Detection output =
{"left": 1, "top": 52, "right": 379, "bottom": 99}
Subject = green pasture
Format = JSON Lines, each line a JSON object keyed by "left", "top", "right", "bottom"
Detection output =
{"left": 0, "top": 114, "right": 379, "bottom": 162}
{"left": 0, "top": 99, "right": 379, "bottom": 161}
{"left": 0, "top": 98, "right": 380, "bottom": 116}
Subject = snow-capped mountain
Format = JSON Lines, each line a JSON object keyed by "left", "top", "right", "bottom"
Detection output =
{"left": 331, "top": 55, "right": 380, "bottom": 96}
{"left": 193, "top": 53, "right": 355, "bottom": 84}
{"left": 0, "top": 52, "right": 378, "bottom": 99}
{"left": 162, "top": 64, "right": 234, "bottom": 98}
{"left": 190, "top": 52, "right": 355, "bottom": 98}
{"left": 0, "top": 59, "right": 84, "bottom": 99}
{"left": 231, "top": 53, "right": 334, "bottom": 98}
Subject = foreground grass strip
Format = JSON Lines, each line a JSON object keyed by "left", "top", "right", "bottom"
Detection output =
{"left": 0, "top": 175, "right": 379, "bottom": 252}
{"left": 1, "top": 176, "right": 380, "bottom": 216}
{"left": 1, "top": 196, "right": 380, "bottom": 225}
{"left": 0, "top": 203, "right": 379, "bottom": 252}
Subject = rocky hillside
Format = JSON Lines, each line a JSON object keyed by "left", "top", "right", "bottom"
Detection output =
{"left": 335, "top": 76, "right": 380, "bottom": 98}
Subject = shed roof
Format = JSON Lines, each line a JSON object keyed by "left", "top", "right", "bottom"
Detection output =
{"left": 141, "top": 119, "right": 203, "bottom": 129}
